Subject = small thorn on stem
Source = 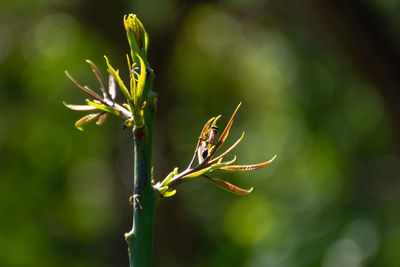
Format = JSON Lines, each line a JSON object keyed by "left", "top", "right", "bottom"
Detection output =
{"left": 130, "top": 194, "right": 143, "bottom": 210}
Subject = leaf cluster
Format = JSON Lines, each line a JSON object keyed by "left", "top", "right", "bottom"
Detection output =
{"left": 155, "top": 103, "right": 276, "bottom": 197}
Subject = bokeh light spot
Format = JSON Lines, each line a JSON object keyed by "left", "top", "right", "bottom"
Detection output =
{"left": 196, "top": 9, "right": 242, "bottom": 58}
{"left": 342, "top": 219, "right": 379, "bottom": 261}
{"left": 224, "top": 196, "right": 275, "bottom": 245}
{"left": 323, "top": 239, "right": 362, "bottom": 267}
{"left": 35, "top": 13, "right": 80, "bottom": 59}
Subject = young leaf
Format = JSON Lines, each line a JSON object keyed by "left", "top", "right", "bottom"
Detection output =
{"left": 104, "top": 56, "right": 131, "bottom": 104}
{"left": 210, "top": 131, "right": 245, "bottom": 164}
{"left": 135, "top": 54, "right": 147, "bottom": 106}
{"left": 86, "top": 99, "right": 121, "bottom": 116}
{"left": 185, "top": 156, "right": 237, "bottom": 178}
{"left": 63, "top": 102, "right": 97, "bottom": 111}
{"left": 162, "top": 189, "right": 176, "bottom": 197}
{"left": 65, "top": 71, "right": 104, "bottom": 102}
{"left": 216, "top": 102, "right": 241, "bottom": 147}
{"left": 201, "top": 175, "right": 253, "bottom": 195}
{"left": 85, "top": 60, "right": 110, "bottom": 100}
{"left": 75, "top": 113, "right": 102, "bottom": 131}
{"left": 160, "top": 167, "right": 178, "bottom": 187}
{"left": 218, "top": 155, "right": 277, "bottom": 172}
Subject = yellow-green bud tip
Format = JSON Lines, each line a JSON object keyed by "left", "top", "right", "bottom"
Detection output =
{"left": 123, "top": 14, "right": 148, "bottom": 53}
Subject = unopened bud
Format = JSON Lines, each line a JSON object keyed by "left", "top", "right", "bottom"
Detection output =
{"left": 124, "top": 14, "right": 148, "bottom": 56}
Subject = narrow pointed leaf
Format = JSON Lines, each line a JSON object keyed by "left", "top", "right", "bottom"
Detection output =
{"left": 126, "top": 54, "right": 132, "bottom": 78}
{"left": 211, "top": 115, "right": 221, "bottom": 128}
{"left": 218, "top": 155, "right": 277, "bottom": 172}
{"left": 126, "top": 54, "right": 135, "bottom": 97}
{"left": 65, "top": 71, "right": 104, "bottom": 102}
{"left": 85, "top": 60, "right": 111, "bottom": 100}
{"left": 75, "top": 113, "right": 102, "bottom": 131}
{"left": 143, "top": 27, "right": 149, "bottom": 53}
{"left": 160, "top": 167, "right": 178, "bottom": 187}
{"left": 185, "top": 156, "right": 236, "bottom": 178}
{"left": 104, "top": 56, "right": 131, "bottom": 104}
{"left": 123, "top": 103, "right": 132, "bottom": 113}
{"left": 130, "top": 74, "right": 136, "bottom": 102}
{"left": 201, "top": 175, "right": 253, "bottom": 195}
{"left": 63, "top": 102, "right": 97, "bottom": 111}
{"left": 84, "top": 86, "right": 113, "bottom": 106}
{"left": 216, "top": 102, "right": 242, "bottom": 148}
{"left": 221, "top": 156, "right": 237, "bottom": 165}
{"left": 86, "top": 99, "right": 121, "bottom": 116}
{"left": 135, "top": 54, "right": 147, "bottom": 105}
{"left": 210, "top": 132, "right": 245, "bottom": 164}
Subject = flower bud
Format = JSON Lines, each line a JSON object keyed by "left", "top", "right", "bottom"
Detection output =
{"left": 124, "top": 14, "right": 148, "bottom": 56}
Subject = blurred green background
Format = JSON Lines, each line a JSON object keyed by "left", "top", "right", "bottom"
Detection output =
{"left": 1, "top": 0, "right": 400, "bottom": 266}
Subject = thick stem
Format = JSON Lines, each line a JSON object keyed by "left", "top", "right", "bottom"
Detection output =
{"left": 125, "top": 91, "right": 157, "bottom": 266}
{"left": 125, "top": 125, "right": 157, "bottom": 267}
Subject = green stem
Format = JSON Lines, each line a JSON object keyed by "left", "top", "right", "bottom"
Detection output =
{"left": 125, "top": 92, "right": 157, "bottom": 267}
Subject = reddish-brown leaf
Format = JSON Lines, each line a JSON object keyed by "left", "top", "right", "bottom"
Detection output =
{"left": 65, "top": 71, "right": 104, "bottom": 102}
{"left": 218, "top": 155, "right": 277, "bottom": 172}
{"left": 215, "top": 103, "right": 241, "bottom": 149}
{"left": 85, "top": 60, "right": 110, "bottom": 100}
{"left": 201, "top": 175, "right": 253, "bottom": 195}
{"left": 210, "top": 131, "right": 245, "bottom": 164}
